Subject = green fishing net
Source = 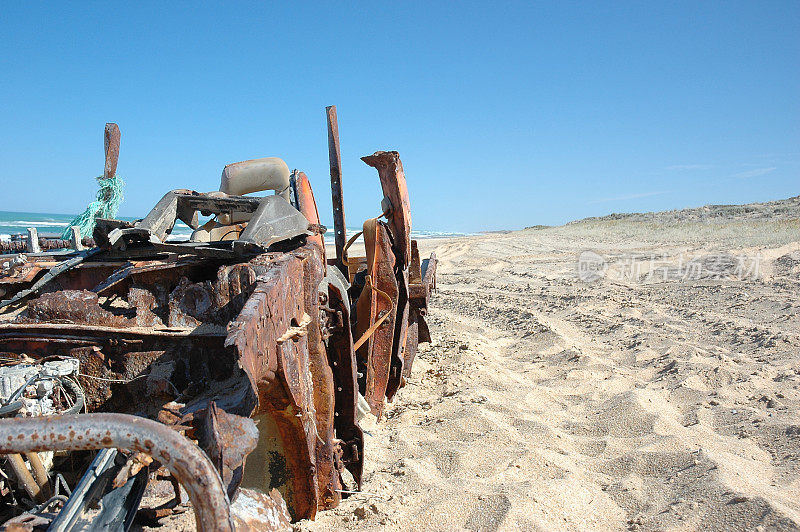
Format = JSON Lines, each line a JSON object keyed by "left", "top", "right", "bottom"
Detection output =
{"left": 61, "top": 175, "right": 124, "bottom": 240}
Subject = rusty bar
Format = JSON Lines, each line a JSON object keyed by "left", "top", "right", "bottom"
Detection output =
{"left": 0, "top": 414, "right": 233, "bottom": 532}
{"left": 326, "top": 105, "right": 348, "bottom": 277}
{"left": 6, "top": 453, "right": 45, "bottom": 503}
{"left": 24, "top": 451, "right": 53, "bottom": 501}
{"left": 104, "top": 123, "right": 120, "bottom": 179}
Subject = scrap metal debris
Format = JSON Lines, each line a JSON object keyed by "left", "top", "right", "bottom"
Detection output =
{"left": 0, "top": 107, "right": 436, "bottom": 530}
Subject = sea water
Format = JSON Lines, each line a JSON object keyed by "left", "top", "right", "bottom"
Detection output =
{"left": 0, "top": 210, "right": 469, "bottom": 244}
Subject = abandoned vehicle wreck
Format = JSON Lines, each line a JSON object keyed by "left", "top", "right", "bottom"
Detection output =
{"left": 0, "top": 108, "right": 436, "bottom": 530}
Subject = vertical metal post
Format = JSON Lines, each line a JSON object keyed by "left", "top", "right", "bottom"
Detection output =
{"left": 104, "top": 123, "right": 120, "bottom": 180}
{"left": 326, "top": 106, "right": 348, "bottom": 277}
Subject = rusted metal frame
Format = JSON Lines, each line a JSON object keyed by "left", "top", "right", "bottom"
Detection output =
{"left": 0, "top": 262, "right": 56, "bottom": 289}
{"left": 58, "top": 261, "right": 130, "bottom": 294}
{"left": 1, "top": 284, "right": 282, "bottom": 526}
{"left": 0, "top": 413, "right": 234, "bottom": 532}
{"left": 10, "top": 260, "right": 259, "bottom": 332}
{"left": 178, "top": 364, "right": 258, "bottom": 423}
{"left": 404, "top": 247, "right": 437, "bottom": 378}
{"left": 326, "top": 106, "right": 348, "bottom": 277}
{"left": 356, "top": 222, "right": 398, "bottom": 418}
{"left": 225, "top": 253, "right": 321, "bottom": 519}
{"left": 149, "top": 243, "right": 240, "bottom": 259}
{"left": 24, "top": 289, "right": 129, "bottom": 328}
{"left": 0, "top": 331, "right": 235, "bottom": 416}
{"left": 291, "top": 244, "right": 341, "bottom": 511}
{"left": 361, "top": 151, "right": 416, "bottom": 399}
{"left": 324, "top": 281, "right": 364, "bottom": 488}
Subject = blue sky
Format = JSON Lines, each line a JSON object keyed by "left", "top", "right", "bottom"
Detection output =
{"left": 1, "top": 2, "right": 797, "bottom": 232}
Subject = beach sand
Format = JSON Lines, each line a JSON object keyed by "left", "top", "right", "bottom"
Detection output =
{"left": 299, "top": 196, "right": 800, "bottom": 531}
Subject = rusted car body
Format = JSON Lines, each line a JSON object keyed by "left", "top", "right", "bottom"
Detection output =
{"left": 0, "top": 109, "right": 436, "bottom": 530}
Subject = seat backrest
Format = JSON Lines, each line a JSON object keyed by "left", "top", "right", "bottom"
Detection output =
{"left": 192, "top": 157, "right": 291, "bottom": 242}
{"left": 220, "top": 157, "right": 290, "bottom": 200}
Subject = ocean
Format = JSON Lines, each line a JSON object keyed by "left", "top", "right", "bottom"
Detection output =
{"left": 0, "top": 210, "right": 469, "bottom": 244}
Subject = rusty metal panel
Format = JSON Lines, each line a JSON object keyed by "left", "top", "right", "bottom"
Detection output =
{"left": 225, "top": 255, "right": 317, "bottom": 517}
{"left": 194, "top": 401, "right": 259, "bottom": 499}
{"left": 403, "top": 313, "right": 420, "bottom": 379}
{"left": 355, "top": 222, "right": 398, "bottom": 418}
{"left": 225, "top": 245, "right": 339, "bottom": 519}
{"left": 292, "top": 244, "right": 340, "bottom": 512}
{"left": 409, "top": 240, "right": 423, "bottom": 283}
{"left": 0, "top": 261, "right": 55, "bottom": 286}
{"left": 26, "top": 290, "right": 131, "bottom": 327}
{"left": 361, "top": 151, "right": 412, "bottom": 268}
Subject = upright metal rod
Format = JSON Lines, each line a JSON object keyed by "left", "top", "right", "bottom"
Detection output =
{"left": 326, "top": 106, "right": 348, "bottom": 277}
{"left": 104, "top": 123, "right": 120, "bottom": 180}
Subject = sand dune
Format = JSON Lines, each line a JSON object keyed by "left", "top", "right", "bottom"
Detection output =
{"left": 300, "top": 197, "right": 800, "bottom": 531}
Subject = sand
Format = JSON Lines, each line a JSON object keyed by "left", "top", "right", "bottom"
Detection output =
{"left": 299, "top": 196, "right": 800, "bottom": 531}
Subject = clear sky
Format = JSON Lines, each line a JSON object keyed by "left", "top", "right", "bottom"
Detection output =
{"left": 1, "top": 2, "right": 797, "bottom": 232}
